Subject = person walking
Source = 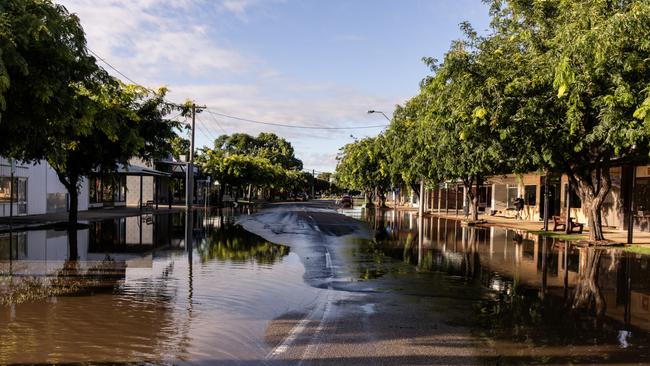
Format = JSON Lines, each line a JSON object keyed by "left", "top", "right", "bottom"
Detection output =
{"left": 514, "top": 196, "right": 524, "bottom": 220}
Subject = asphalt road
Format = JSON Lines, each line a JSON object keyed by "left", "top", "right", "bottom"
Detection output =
{"left": 239, "top": 201, "right": 494, "bottom": 365}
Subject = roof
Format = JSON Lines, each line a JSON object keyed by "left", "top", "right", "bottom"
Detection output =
{"left": 117, "top": 164, "right": 171, "bottom": 177}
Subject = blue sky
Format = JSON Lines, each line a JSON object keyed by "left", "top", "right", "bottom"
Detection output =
{"left": 58, "top": 0, "right": 491, "bottom": 173}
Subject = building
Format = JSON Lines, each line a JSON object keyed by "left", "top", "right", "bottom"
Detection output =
{"left": 0, "top": 157, "right": 90, "bottom": 217}
{"left": 427, "top": 164, "right": 650, "bottom": 233}
{"left": 0, "top": 157, "right": 194, "bottom": 218}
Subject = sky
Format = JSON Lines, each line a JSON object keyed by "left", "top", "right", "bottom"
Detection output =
{"left": 56, "top": 0, "right": 491, "bottom": 173}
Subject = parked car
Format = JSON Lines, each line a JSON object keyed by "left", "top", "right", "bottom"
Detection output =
{"left": 340, "top": 195, "right": 353, "bottom": 208}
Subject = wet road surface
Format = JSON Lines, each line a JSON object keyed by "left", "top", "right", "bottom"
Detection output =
{"left": 3, "top": 201, "right": 650, "bottom": 364}
{"left": 239, "top": 202, "right": 488, "bottom": 365}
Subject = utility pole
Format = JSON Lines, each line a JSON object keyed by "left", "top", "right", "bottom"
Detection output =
{"left": 311, "top": 169, "right": 315, "bottom": 199}
{"left": 186, "top": 104, "right": 196, "bottom": 210}
{"left": 186, "top": 103, "right": 206, "bottom": 210}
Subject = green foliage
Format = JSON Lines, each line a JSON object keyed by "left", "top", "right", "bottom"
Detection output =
{"left": 170, "top": 135, "right": 190, "bottom": 161}
{"left": 213, "top": 132, "right": 302, "bottom": 170}
{"left": 0, "top": 0, "right": 103, "bottom": 161}
{"left": 198, "top": 132, "right": 306, "bottom": 199}
{"left": 335, "top": 136, "right": 391, "bottom": 198}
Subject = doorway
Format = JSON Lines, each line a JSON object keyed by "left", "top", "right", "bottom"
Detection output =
{"left": 539, "top": 176, "right": 561, "bottom": 220}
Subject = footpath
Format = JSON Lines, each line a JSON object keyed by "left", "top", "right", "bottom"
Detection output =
{"left": 436, "top": 212, "right": 650, "bottom": 246}
{"left": 386, "top": 201, "right": 650, "bottom": 246}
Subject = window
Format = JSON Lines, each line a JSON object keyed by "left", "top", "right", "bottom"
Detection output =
{"left": 102, "top": 176, "right": 114, "bottom": 203}
{"left": 564, "top": 184, "right": 582, "bottom": 209}
{"left": 0, "top": 177, "right": 10, "bottom": 202}
{"left": 89, "top": 176, "right": 102, "bottom": 204}
{"left": 116, "top": 175, "right": 126, "bottom": 202}
{"left": 0, "top": 177, "right": 27, "bottom": 203}
{"left": 506, "top": 185, "right": 519, "bottom": 208}
{"left": 524, "top": 185, "right": 536, "bottom": 206}
{"left": 634, "top": 177, "right": 650, "bottom": 212}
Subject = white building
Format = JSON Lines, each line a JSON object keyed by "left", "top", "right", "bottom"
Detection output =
{"left": 0, "top": 157, "right": 89, "bottom": 217}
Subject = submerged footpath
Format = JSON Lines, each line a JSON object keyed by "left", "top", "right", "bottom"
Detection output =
{"left": 238, "top": 201, "right": 492, "bottom": 365}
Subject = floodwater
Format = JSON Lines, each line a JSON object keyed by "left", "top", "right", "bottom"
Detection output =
{"left": 3, "top": 205, "right": 650, "bottom": 365}
{"left": 345, "top": 208, "right": 650, "bottom": 364}
{"left": 0, "top": 209, "right": 320, "bottom": 365}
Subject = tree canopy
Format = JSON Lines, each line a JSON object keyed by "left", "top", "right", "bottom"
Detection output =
{"left": 335, "top": 0, "right": 650, "bottom": 239}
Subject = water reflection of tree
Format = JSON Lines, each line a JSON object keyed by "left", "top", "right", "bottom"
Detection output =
{"left": 571, "top": 248, "right": 606, "bottom": 318}
{"left": 197, "top": 222, "right": 289, "bottom": 264}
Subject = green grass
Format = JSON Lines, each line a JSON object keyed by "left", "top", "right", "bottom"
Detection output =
{"left": 623, "top": 245, "right": 650, "bottom": 255}
{"left": 527, "top": 230, "right": 587, "bottom": 241}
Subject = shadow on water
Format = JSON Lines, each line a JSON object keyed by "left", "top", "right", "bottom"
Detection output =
{"left": 0, "top": 208, "right": 307, "bottom": 365}
{"left": 345, "top": 208, "right": 650, "bottom": 364}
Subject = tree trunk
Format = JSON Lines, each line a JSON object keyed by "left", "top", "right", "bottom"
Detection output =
{"left": 68, "top": 190, "right": 79, "bottom": 225}
{"left": 364, "top": 191, "right": 375, "bottom": 207}
{"left": 464, "top": 179, "right": 479, "bottom": 221}
{"left": 378, "top": 191, "right": 387, "bottom": 208}
{"left": 571, "top": 167, "right": 611, "bottom": 241}
{"left": 218, "top": 185, "right": 226, "bottom": 206}
{"left": 55, "top": 171, "right": 80, "bottom": 226}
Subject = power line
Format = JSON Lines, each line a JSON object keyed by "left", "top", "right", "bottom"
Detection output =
{"left": 88, "top": 49, "right": 388, "bottom": 132}
{"left": 204, "top": 109, "right": 387, "bottom": 130}
{"left": 87, "top": 47, "right": 146, "bottom": 88}
{"left": 205, "top": 112, "right": 229, "bottom": 135}
{"left": 195, "top": 116, "right": 218, "bottom": 143}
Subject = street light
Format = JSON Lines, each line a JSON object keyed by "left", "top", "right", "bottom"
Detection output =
{"left": 368, "top": 109, "right": 397, "bottom": 210}
{"left": 367, "top": 110, "right": 391, "bottom": 122}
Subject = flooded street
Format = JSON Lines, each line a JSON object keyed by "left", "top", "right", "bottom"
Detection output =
{"left": 2, "top": 202, "right": 650, "bottom": 364}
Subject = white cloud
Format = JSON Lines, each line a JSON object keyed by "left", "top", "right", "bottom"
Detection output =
{"left": 59, "top": 0, "right": 253, "bottom": 82}
{"left": 56, "top": 0, "right": 403, "bottom": 171}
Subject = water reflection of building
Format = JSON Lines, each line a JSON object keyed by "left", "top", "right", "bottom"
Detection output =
{"left": 416, "top": 216, "right": 650, "bottom": 332}
{"left": 360, "top": 210, "right": 650, "bottom": 334}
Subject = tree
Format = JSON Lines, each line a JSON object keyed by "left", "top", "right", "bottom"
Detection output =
{"left": 422, "top": 24, "right": 506, "bottom": 221}
{"left": 384, "top": 94, "right": 438, "bottom": 202}
{"left": 48, "top": 83, "right": 179, "bottom": 225}
{"left": 491, "top": 0, "right": 650, "bottom": 240}
{"left": 0, "top": 0, "right": 101, "bottom": 160}
{"left": 170, "top": 135, "right": 190, "bottom": 161}
{"left": 335, "top": 136, "right": 391, "bottom": 207}
{"left": 213, "top": 132, "right": 302, "bottom": 170}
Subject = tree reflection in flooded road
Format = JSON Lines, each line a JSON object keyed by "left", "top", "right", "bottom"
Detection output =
{"left": 345, "top": 208, "right": 650, "bottom": 364}
{"left": 5, "top": 205, "right": 650, "bottom": 364}
{"left": 0, "top": 209, "right": 317, "bottom": 365}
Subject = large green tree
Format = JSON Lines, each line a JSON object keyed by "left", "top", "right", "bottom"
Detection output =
{"left": 0, "top": 0, "right": 101, "bottom": 160}
{"left": 384, "top": 93, "right": 438, "bottom": 202}
{"left": 49, "top": 83, "right": 178, "bottom": 224}
{"left": 491, "top": 0, "right": 650, "bottom": 240}
{"left": 213, "top": 132, "right": 302, "bottom": 170}
{"left": 335, "top": 136, "right": 391, "bottom": 207}
{"left": 423, "top": 24, "right": 506, "bottom": 221}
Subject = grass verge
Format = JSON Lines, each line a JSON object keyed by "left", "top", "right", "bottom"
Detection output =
{"left": 527, "top": 230, "right": 586, "bottom": 241}
{"left": 623, "top": 245, "right": 650, "bottom": 255}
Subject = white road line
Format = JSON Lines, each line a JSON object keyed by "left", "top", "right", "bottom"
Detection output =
{"left": 325, "top": 248, "right": 332, "bottom": 269}
{"left": 266, "top": 312, "right": 314, "bottom": 359}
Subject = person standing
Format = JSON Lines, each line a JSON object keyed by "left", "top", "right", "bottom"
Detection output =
{"left": 514, "top": 196, "right": 524, "bottom": 220}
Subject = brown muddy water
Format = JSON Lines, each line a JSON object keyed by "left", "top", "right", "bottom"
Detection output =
{"left": 0, "top": 209, "right": 319, "bottom": 365}
{"left": 2, "top": 205, "right": 650, "bottom": 365}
